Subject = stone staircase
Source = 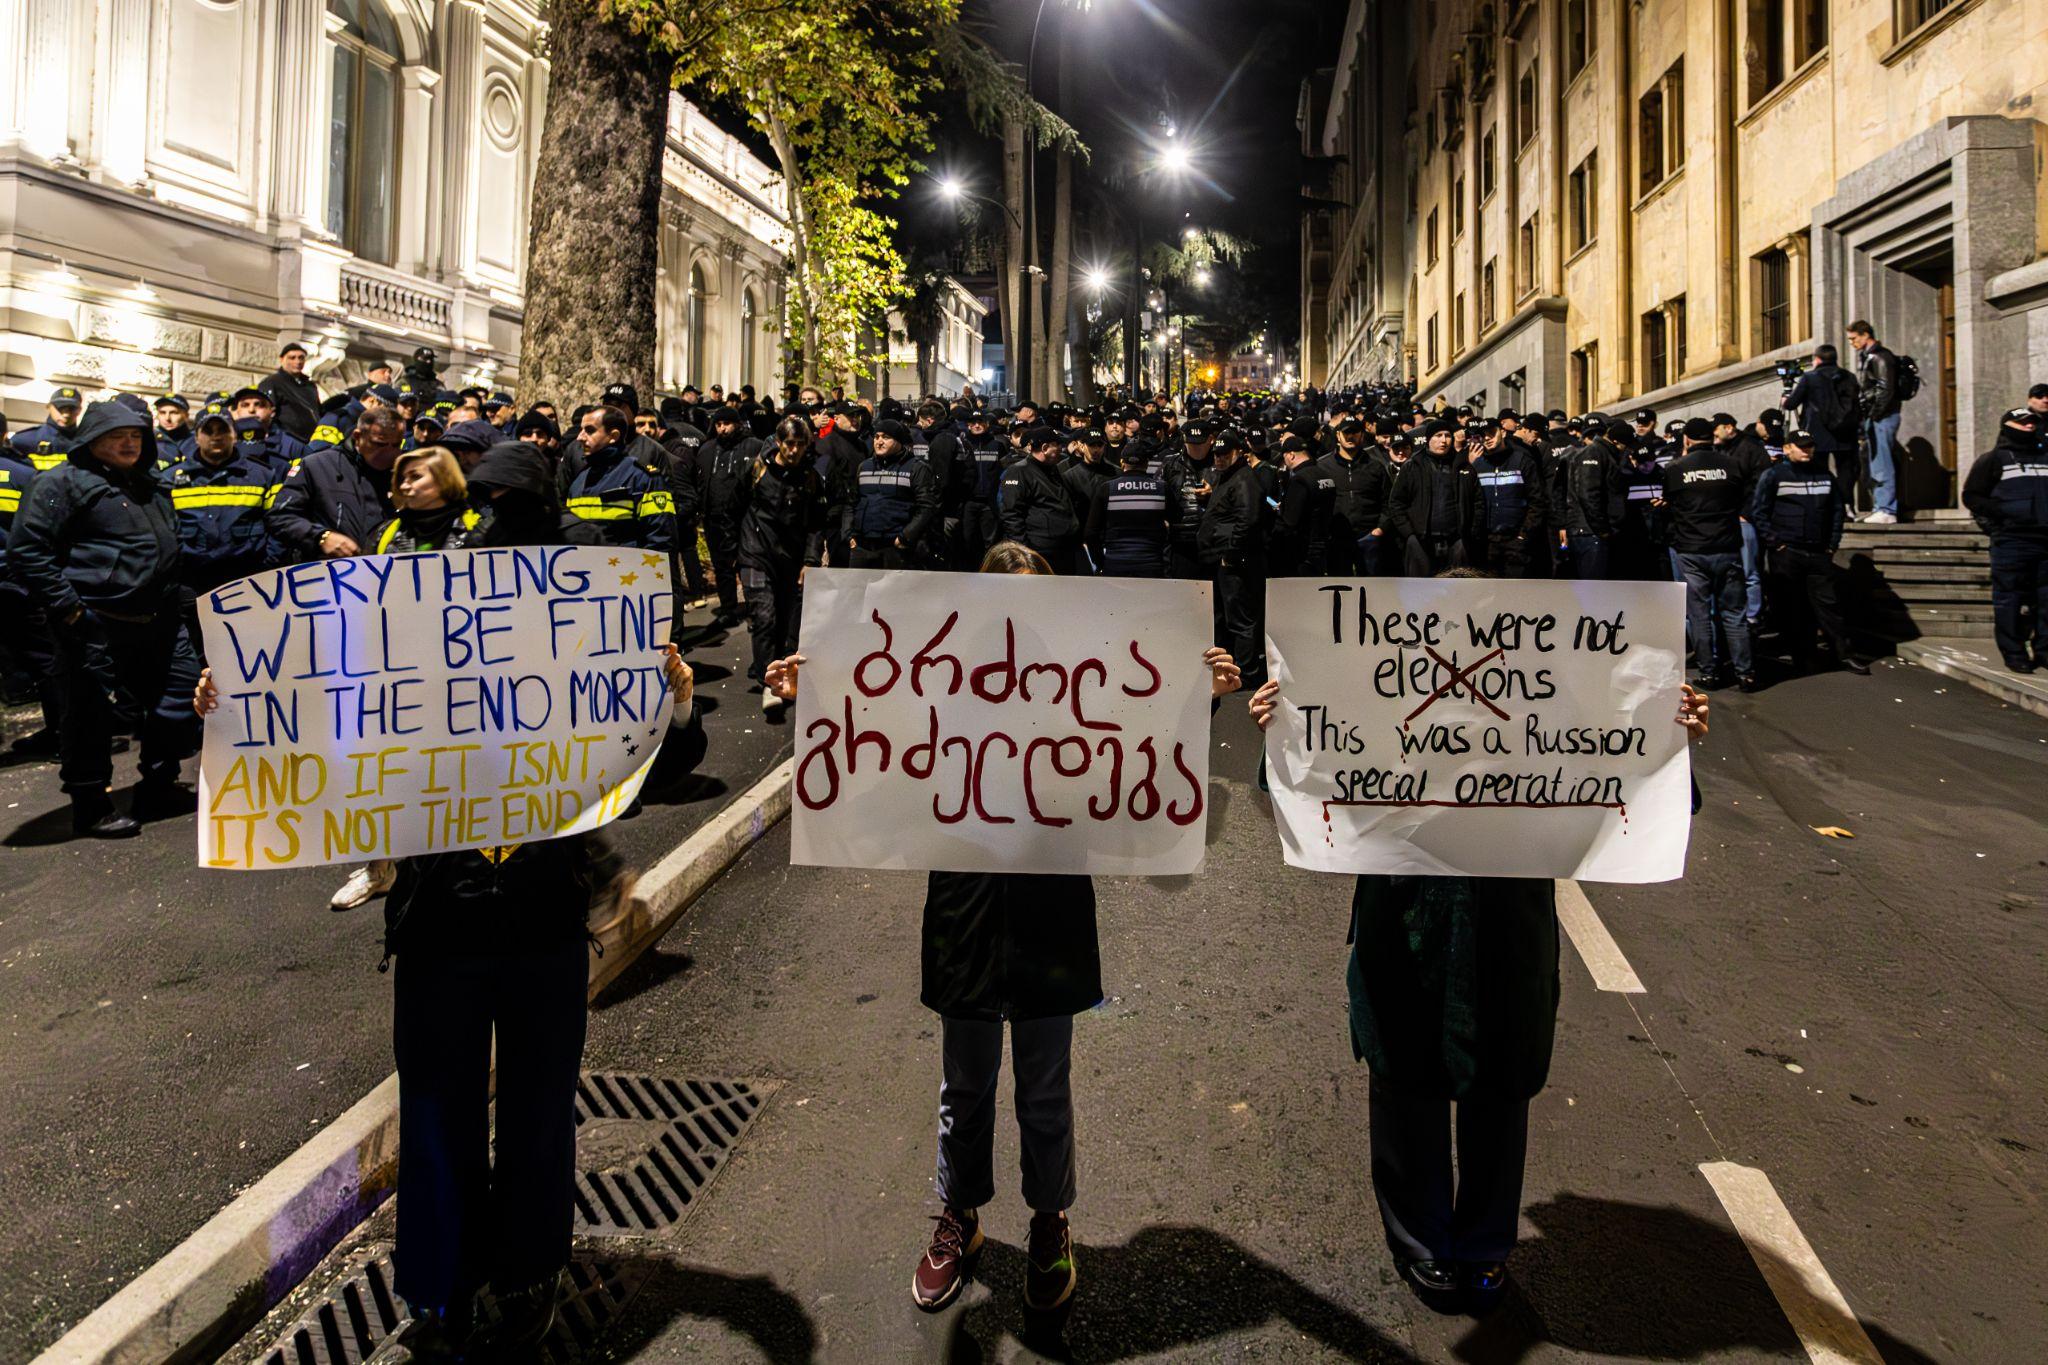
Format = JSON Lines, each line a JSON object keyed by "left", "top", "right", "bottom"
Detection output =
{"left": 1834, "top": 515, "right": 1993, "bottom": 642}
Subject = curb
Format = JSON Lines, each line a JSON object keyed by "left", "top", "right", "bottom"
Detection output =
{"left": 32, "top": 758, "right": 794, "bottom": 1365}
{"left": 1896, "top": 639, "right": 2048, "bottom": 722}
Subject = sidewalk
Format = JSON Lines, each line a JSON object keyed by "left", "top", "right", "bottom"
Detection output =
{"left": 1896, "top": 636, "right": 2048, "bottom": 720}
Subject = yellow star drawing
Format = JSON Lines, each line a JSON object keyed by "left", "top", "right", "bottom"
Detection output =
{"left": 619, "top": 571, "right": 639, "bottom": 586}
{"left": 608, "top": 556, "right": 620, "bottom": 566}
{"left": 642, "top": 552, "right": 662, "bottom": 566}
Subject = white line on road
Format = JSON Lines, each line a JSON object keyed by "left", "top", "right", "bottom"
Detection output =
{"left": 1700, "top": 1161, "right": 1888, "bottom": 1365}
{"left": 1555, "top": 878, "right": 1645, "bottom": 993}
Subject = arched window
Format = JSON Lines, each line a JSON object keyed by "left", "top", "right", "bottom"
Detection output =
{"left": 739, "top": 288, "right": 757, "bottom": 388}
{"left": 328, "top": 0, "right": 400, "bottom": 265}
{"left": 687, "top": 263, "right": 709, "bottom": 386}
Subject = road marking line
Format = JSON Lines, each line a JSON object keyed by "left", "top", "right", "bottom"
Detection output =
{"left": 1555, "top": 879, "right": 1645, "bottom": 993}
{"left": 1700, "top": 1162, "right": 1887, "bottom": 1365}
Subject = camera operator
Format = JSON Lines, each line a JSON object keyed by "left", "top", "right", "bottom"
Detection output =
{"left": 1783, "top": 346, "right": 1863, "bottom": 478}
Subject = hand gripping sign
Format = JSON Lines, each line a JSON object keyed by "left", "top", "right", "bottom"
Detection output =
{"left": 1262, "top": 577, "right": 1691, "bottom": 882}
{"left": 195, "top": 546, "right": 677, "bottom": 870}
{"left": 790, "top": 569, "right": 1215, "bottom": 875}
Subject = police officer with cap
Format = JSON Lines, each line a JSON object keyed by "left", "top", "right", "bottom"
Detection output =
{"left": 997, "top": 425, "right": 1082, "bottom": 573}
{"left": 1751, "top": 428, "right": 1865, "bottom": 676}
{"left": 1198, "top": 427, "right": 1268, "bottom": 686}
{"left": 846, "top": 418, "right": 939, "bottom": 569}
{"left": 1162, "top": 419, "right": 1218, "bottom": 579}
{"left": 1085, "top": 433, "right": 1173, "bottom": 577}
{"left": 1385, "top": 419, "right": 1484, "bottom": 574}
{"left": 1273, "top": 434, "right": 1336, "bottom": 576}
{"left": 11, "top": 386, "right": 84, "bottom": 468}
{"left": 165, "top": 403, "right": 282, "bottom": 605}
{"left": 1470, "top": 417, "right": 1548, "bottom": 577}
{"left": 1963, "top": 407, "right": 2048, "bottom": 672}
{"left": 154, "top": 394, "right": 195, "bottom": 463}
{"left": 0, "top": 435, "right": 63, "bottom": 756}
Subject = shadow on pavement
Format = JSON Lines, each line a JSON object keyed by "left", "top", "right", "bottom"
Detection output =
{"left": 602, "top": 1253, "right": 818, "bottom": 1364}
{"left": 4, "top": 801, "right": 79, "bottom": 847}
{"left": 1449, "top": 1194, "right": 1942, "bottom": 1364}
{"left": 593, "top": 947, "right": 695, "bottom": 1010}
{"left": 951, "top": 1224, "right": 1422, "bottom": 1363}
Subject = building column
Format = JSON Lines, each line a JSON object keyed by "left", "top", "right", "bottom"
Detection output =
{"left": 97, "top": 0, "right": 148, "bottom": 183}
{"left": 437, "top": 0, "right": 485, "bottom": 282}
{"left": 271, "top": 0, "right": 331, "bottom": 232}
{"left": 13, "top": 0, "right": 80, "bottom": 161}
{"left": 394, "top": 64, "right": 440, "bottom": 277}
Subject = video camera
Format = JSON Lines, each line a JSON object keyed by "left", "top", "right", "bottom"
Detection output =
{"left": 1772, "top": 356, "right": 1805, "bottom": 401}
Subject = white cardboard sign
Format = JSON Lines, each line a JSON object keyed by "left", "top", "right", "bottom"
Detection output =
{"left": 196, "top": 546, "right": 676, "bottom": 870}
{"left": 790, "top": 569, "right": 1215, "bottom": 875}
{"left": 1262, "top": 577, "right": 1691, "bottom": 882}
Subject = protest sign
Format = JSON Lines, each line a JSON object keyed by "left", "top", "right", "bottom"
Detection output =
{"left": 790, "top": 568, "right": 1215, "bottom": 875}
{"left": 1262, "top": 577, "right": 1690, "bottom": 882}
{"left": 195, "top": 546, "right": 677, "bottom": 870}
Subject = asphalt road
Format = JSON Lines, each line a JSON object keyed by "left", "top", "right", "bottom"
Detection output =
{"left": 548, "top": 655, "right": 2046, "bottom": 1363}
{"left": 0, "top": 607, "right": 794, "bottom": 1361}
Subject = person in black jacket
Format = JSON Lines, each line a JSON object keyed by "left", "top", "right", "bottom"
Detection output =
{"left": 1385, "top": 421, "right": 1484, "bottom": 575}
{"left": 693, "top": 409, "right": 760, "bottom": 624}
{"left": 847, "top": 419, "right": 939, "bottom": 569}
{"left": 1752, "top": 430, "right": 1866, "bottom": 676}
{"left": 256, "top": 341, "right": 322, "bottom": 443}
{"left": 1847, "top": 321, "right": 1904, "bottom": 523}
{"left": 1317, "top": 417, "right": 1389, "bottom": 574}
{"left": 197, "top": 461, "right": 702, "bottom": 1361}
{"left": 1612, "top": 435, "right": 1671, "bottom": 582}
{"left": 739, "top": 417, "right": 828, "bottom": 706}
{"left": 7, "top": 402, "right": 201, "bottom": 836}
{"left": 267, "top": 406, "right": 403, "bottom": 560}
{"left": 1784, "top": 345, "right": 1863, "bottom": 469}
{"left": 761, "top": 543, "right": 1241, "bottom": 1318}
{"left": 1084, "top": 442, "right": 1172, "bottom": 577}
{"left": 1160, "top": 421, "right": 1217, "bottom": 580}
{"left": 1199, "top": 429, "right": 1269, "bottom": 685}
{"left": 1962, "top": 407, "right": 2048, "bottom": 672}
{"left": 1272, "top": 434, "right": 1336, "bottom": 576}
{"left": 1713, "top": 413, "right": 1771, "bottom": 626}
{"left": 998, "top": 427, "right": 1082, "bottom": 573}
{"left": 1469, "top": 420, "right": 1547, "bottom": 577}
{"left": 1555, "top": 425, "right": 1629, "bottom": 580}
{"left": 1661, "top": 418, "right": 1756, "bottom": 689}
{"left": 1059, "top": 430, "right": 1117, "bottom": 571}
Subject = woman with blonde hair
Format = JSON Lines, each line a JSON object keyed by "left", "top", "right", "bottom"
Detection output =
{"left": 373, "top": 446, "right": 484, "bottom": 554}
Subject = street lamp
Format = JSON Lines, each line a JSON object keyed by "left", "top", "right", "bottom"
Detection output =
{"left": 1085, "top": 267, "right": 1109, "bottom": 292}
{"left": 1193, "top": 267, "right": 1211, "bottom": 288}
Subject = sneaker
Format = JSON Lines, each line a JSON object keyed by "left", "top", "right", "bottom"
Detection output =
{"left": 912, "top": 1206, "right": 982, "bottom": 1311}
{"left": 1023, "top": 1210, "right": 1076, "bottom": 1312}
{"left": 1840, "top": 657, "right": 1871, "bottom": 676}
{"left": 330, "top": 860, "right": 397, "bottom": 911}
{"left": 1862, "top": 510, "right": 1899, "bottom": 525}
{"left": 761, "top": 690, "right": 787, "bottom": 714}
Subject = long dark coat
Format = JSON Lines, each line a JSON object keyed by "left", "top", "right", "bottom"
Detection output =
{"left": 920, "top": 872, "right": 1102, "bottom": 1022}
{"left": 1346, "top": 875, "right": 1560, "bottom": 1102}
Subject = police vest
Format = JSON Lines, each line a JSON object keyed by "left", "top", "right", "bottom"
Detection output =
{"left": 1473, "top": 456, "right": 1533, "bottom": 532}
{"left": 1101, "top": 472, "right": 1169, "bottom": 562}
{"left": 851, "top": 457, "right": 919, "bottom": 540}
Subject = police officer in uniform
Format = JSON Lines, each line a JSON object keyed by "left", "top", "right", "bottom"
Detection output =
{"left": 998, "top": 426, "right": 1083, "bottom": 573}
{"left": 1318, "top": 416, "right": 1390, "bottom": 575}
{"left": 1752, "top": 429, "right": 1867, "bottom": 676}
{"left": 1084, "top": 438, "right": 1172, "bottom": 577}
{"left": 1385, "top": 420, "right": 1483, "bottom": 575}
{"left": 1469, "top": 419, "right": 1547, "bottom": 577}
{"left": 153, "top": 394, "right": 195, "bottom": 463}
{"left": 1272, "top": 433, "right": 1336, "bottom": 577}
{"left": 562, "top": 406, "right": 675, "bottom": 553}
{"left": 1963, "top": 407, "right": 2048, "bottom": 673}
{"left": 1556, "top": 422, "right": 1629, "bottom": 580}
{"left": 1161, "top": 420, "right": 1218, "bottom": 580}
{"left": 693, "top": 408, "right": 760, "bottom": 624}
{"left": 1613, "top": 434, "right": 1671, "bottom": 582}
{"left": 943, "top": 409, "right": 1007, "bottom": 568}
{"left": 846, "top": 419, "right": 939, "bottom": 569}
{"left": 1198, "top": 429, "right": 1268, "bottom": 687}
{"left": 1661, "top": 417, "right": 1756, "bottom": 690}
{"left": 1060, "top": 429, "right": 1117, "bottom": 570}
{"left": 267, "top": 406, "right": 403, "bottom": 561}
{"left": 7, "top": 402, "right": 200, "bottom": 837}
{"left": 0, "top": 441, "right": 64, "bottom": 756}
{"left": 165, "top": 406, "right": 282, "bottom": 660}
{"left": 737, "top": 416, "right": 829, "bottom": 707}
{"left": 10, "top": 386, "right": 83, "bottom": 469}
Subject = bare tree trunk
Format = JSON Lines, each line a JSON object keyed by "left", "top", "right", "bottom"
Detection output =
{"left": 1000, "top": 118, "right": 1025, "bottom": 398}
{"left": 763, "top": 94, "right": 821, "bottom": 386}
{"left": 518, "top": 2, "right": 670, "bottom": 402}
{"left": 1042, "top": 147, "right": 1072, "bottom": 403}
{"left": 916, "top": 337, "right": 935, "bottom": 398}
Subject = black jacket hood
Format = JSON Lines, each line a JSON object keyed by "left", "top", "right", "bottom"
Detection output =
{"left": 66, "top": 401, "right": 154, "bottom": 468}
{"left": 468, "top": 440, "right": 556, "bottom": 500}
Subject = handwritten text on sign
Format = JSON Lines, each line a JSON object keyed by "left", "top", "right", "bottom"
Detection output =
{"left": 1263, "top": 577, "right": 1690, "bottom": 882}
{"left": 196, "top": 546, "right": 676, "bottom": 870}
{"left": 791, "top": 569, "right": 1214, "bottom": 875}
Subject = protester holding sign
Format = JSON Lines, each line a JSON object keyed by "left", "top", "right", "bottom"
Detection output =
{"left": 763, "top": 541, "right": 1242, "bottom": 1319}
{"left": 195, "top": 520, "right": 700, "bottom": 1364}
{"left": 1249, "top": 573, "right": 1709, "bottom": 1312}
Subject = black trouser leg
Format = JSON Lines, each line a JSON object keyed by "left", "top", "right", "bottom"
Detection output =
{"left": 54, "top": 614, "right": 197, "bottom": 795}
{"left": 0, "top": 588, "right": 64, "bottom": 736}
{"left": 1989, "top": 537, "right": 2048, "bottom": 664}
{"left": 1215, "top": 564, "right": 1267, "bottom": 688}
{"left": 1368, "top": 1077, "right": 1454, "bottom": 1262}
{"left": 1449, "top": 1097, "right": 1530, "bottom": 1262}
{"left": 679, "top": 527, "right": 712, "bottom": 597}
{"left": 486, "top": 941, "right": 589, "bottom": 1293}
{"left": 393, "top": 953, "right": 495, "bottom": 1313}
{"left": 707, "top": 531, "right": 741, "bottom": 617}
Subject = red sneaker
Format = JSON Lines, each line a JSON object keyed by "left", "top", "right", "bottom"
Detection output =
{"left": 1024, "top": 1210, "right": 1076, "bottom": 1311}
{"left": 911, "top": 1206, "right": 983, "bottom": 1311}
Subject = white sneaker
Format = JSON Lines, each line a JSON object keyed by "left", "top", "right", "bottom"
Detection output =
{"left": 1863, "top": 510, "right": 1899, "bottom": 525}
{"left": 330, "top": 859, "right": 398, "bottom": 910}
{"left": 761, "top": 691, "right": 786, "bottom": 713}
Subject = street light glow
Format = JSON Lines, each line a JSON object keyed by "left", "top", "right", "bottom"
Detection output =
{"left": 1086, "top": 267, "right": 1109, "bottom": 291}
{"left": 1193, "top": 268, "right": 1212, "bottom": 287}
{"left": 938, "top": 177, "right": 963, "bottom": 200}
{"left": 1160, "top": 140, "right": 1191, "bottom": 174}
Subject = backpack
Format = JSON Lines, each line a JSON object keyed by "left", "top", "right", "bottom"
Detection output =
{"left": 1894, "top": 354, "right": 1923, "bottom": 403}
{"left": 1809, "top": 367, "right": 1862, "bottom": 441}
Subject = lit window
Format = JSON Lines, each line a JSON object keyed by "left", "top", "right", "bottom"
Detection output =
{"left": 328, "top": 0, "right": 401, "bottom": 265}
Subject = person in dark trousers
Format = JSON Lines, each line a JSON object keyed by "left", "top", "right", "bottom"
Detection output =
{"left": 0, "top": 442, "right": 65, "bottom": 757}
{"left": 998, "top": 427, "right": 1083, "bottom": 574}
{"left": 1161, "top": 420, "right": 1218, "bottom": 580}
{"left": 762, "top": 542, "right": 1241, "bottom": 1319}
{"left": 1249, "top": 649, "right": 1710, "bottom": 1313}
{"left": 1750, "top": 429, "right": 1866, "bottom": 676}
{"left": 847, "top": 419, "right": 939, "bottom": 569}
{"left": 1712, "top": 413, "right": 1772, "bottom": 626}
{"left": 1384, "top": 421, "right": 1483, "bottom": 575}
{"left": 1962, "top": 407, "right": 2048, "bottom": 673}
{"left": 198, "top": 452, "right": 702, "bottom": 1361}
{"left": 6, "top": 401, "right": 200, "bottom": 837}
{"left": 1084, "top": 440, "right": 1173, "bottom": 577}
{"left": 693, "top": 408, "right": 761, "bottom": 624}
{"left": 738, "top": 417, "right": 828, "bottom": 709}
{"left": 1612, "top": 433, "right": 1672, "bottom": 582}
{"left": 1198, "top": 429, "right": 1269, "bottom": 687}
{"left": 1554, "top": 422, "right": 1629, "bottom": 580}
{"left": 267, "top": 406, "right": 403, "bottom": 561}
{"left": 1661, "top": 417, "right": 1756, "bottom": 690}
{"left": 164, "top": 405, "right": 283, "bottom": 625}
{"left": 1784, "top": 344, "right": 1864, "bottom": 472}
{"left": 1059, "top": 430, "right": 1118, "bottom": 571}
{"left": 1272, "top": 433, "right": 1336, "bottom": 577}
{"left": 1318, "top": 417, "right": 1390, "bottom": 574}
{"left": 1469, "top": 419, "right": 1547, "bottom": 577}
{"left": 939, "top": 410, "right": 1007, "bottom": 568}
{"left": 257, "top": 341, "right": 323, "bottom": 443}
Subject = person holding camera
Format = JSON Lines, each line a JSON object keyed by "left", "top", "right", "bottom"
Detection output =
{"left": 1783, "top": 346, "right": 1863, "bottom": 477}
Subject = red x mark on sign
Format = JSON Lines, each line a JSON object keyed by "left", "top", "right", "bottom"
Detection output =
{"left": 1403, "top": 646, "right": 1510, "bottom": 726}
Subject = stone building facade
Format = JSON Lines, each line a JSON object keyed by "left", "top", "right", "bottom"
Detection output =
{"left": 1303, "top": 0, "right": 2048, "bottom": 510}
{"left": 0, "top": 0, "right": 786, "bottom": 425}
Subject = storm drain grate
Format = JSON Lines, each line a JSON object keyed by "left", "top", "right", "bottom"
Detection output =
{"left": 571, "top": 1072, "right": 767, "bottom": 1236}
{"left": 260, "top": 1246, "right": 645, "bottom": 1365}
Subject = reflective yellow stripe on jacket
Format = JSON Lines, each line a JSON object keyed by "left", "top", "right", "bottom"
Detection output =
{"left": 0, "top": 488, "right": 19, "bottom": 514}
{"left": 375, "top": 507, "right": 482, "bottom": 553}
{"left": 637, "top": 491, "right": 676, "bottom": 516}
{"left": 565, "top": 496, "right": 635, "bottom": 522}
{"left": 28, "top": 450, "right": 64, "bottom": 471}
{"left": 171, "top": 487, "right": 269, "bottom": 509}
